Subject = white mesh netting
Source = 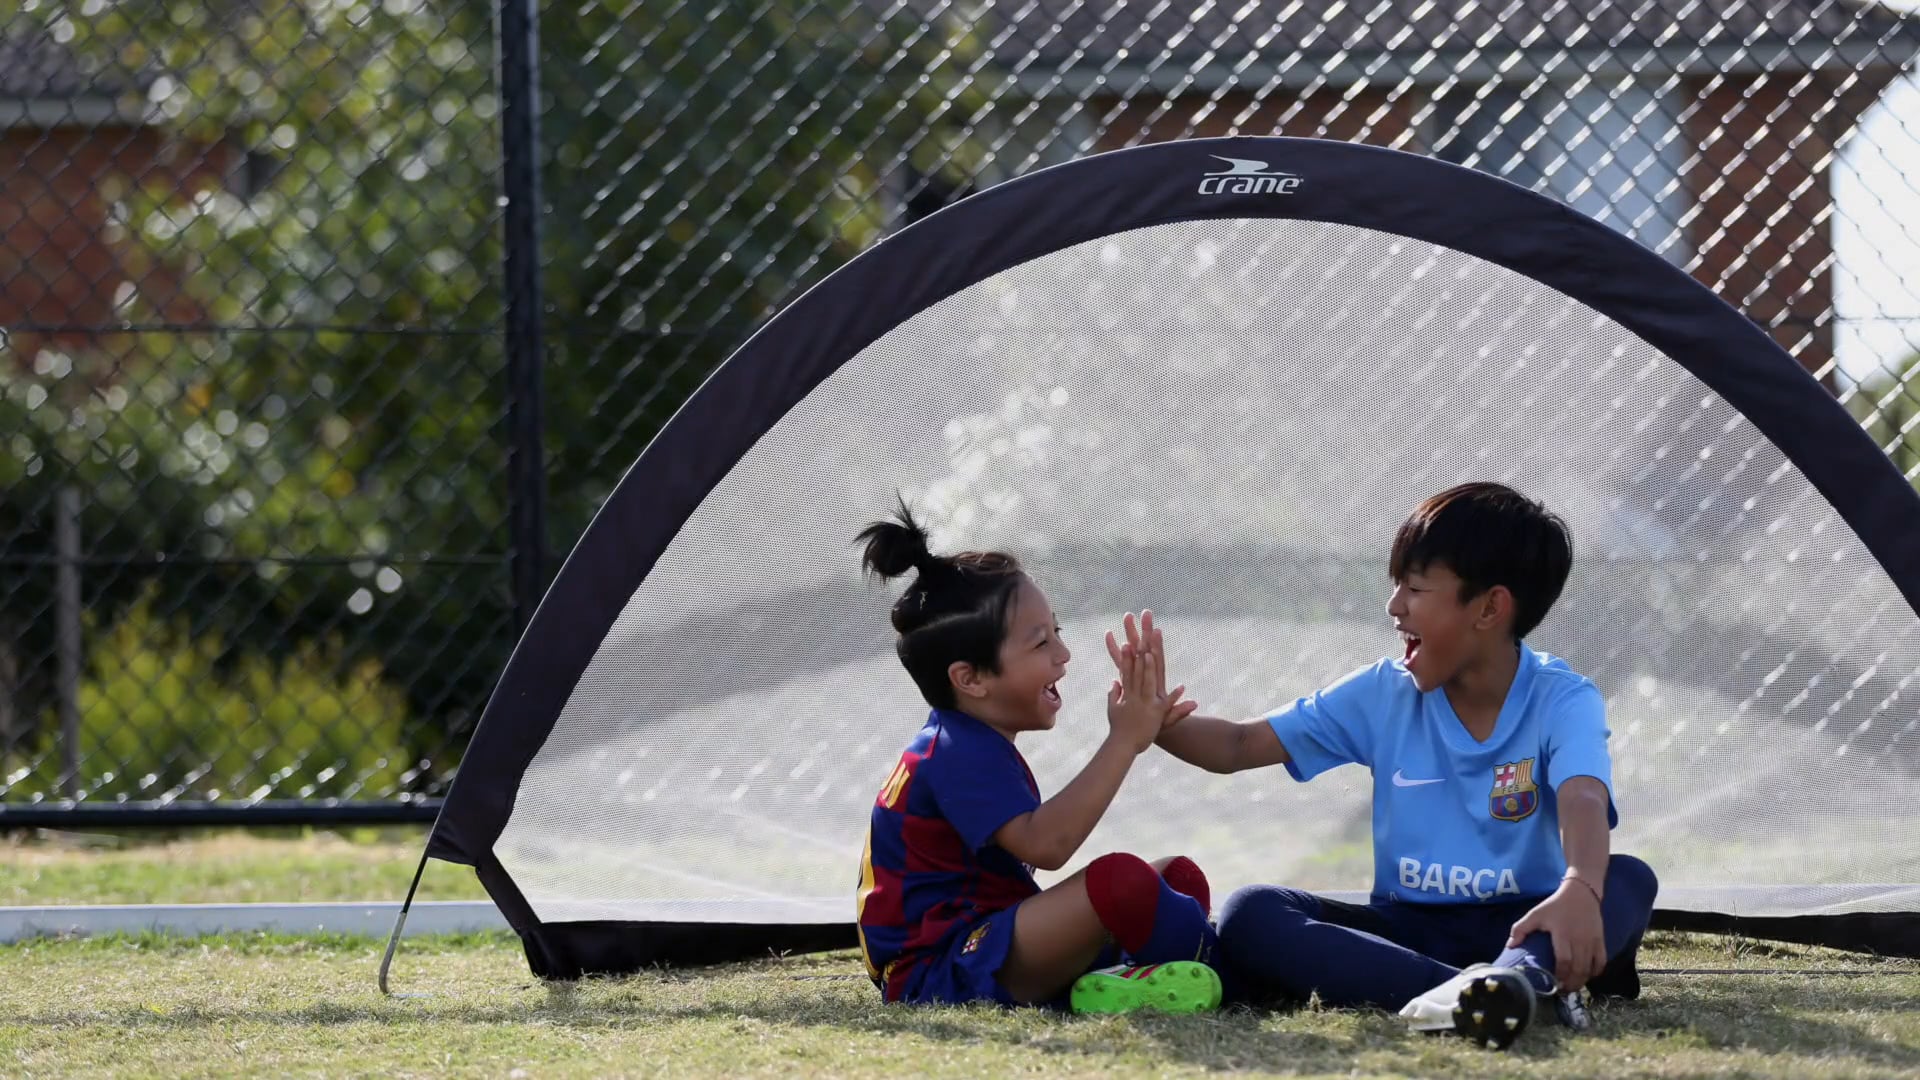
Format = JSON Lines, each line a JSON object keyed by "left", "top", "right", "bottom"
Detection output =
{"left": 495, "top": 219, "right": 1920, "bottom": 924}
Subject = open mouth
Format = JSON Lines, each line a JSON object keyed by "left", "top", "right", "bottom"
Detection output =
{"left": 1043, "top": 682, "right": 1062, "bottom": 709}
{"left": 1401, "top": 631, "right": 1422, "bottom": 666}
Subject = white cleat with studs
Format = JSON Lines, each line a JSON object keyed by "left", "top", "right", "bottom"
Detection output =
{"left": 1399, "top": 964, "right": 1545, "bottom": 1050}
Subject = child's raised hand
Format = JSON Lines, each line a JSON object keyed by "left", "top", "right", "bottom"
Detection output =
{"left": 1106, "top": 611, "right": 1196, "bottom": 731}
{"left": 1104, "top": 613, "right": 1199, "bottom": 753}
{"left": 1110, "top": 611, "right": 1171, "bottom": 694}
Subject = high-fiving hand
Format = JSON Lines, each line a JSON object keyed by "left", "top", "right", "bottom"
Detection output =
{"left": 1103, "top": 610, "right": 1198, "bottom": 753}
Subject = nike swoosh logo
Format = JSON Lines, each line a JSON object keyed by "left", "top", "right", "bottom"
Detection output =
{"left": 1391, "top": 770, "right": 1444, "bottom": 788}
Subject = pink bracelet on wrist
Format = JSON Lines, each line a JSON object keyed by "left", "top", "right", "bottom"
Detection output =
{"left": 1563, "top": 872, "right": 1604, "bottom": 904}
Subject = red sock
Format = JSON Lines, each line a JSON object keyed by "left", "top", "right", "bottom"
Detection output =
{"left": 1158, "top": 855, "right": 1211, "bottom": 918}
{"left": 1083, "top": 852, "right": 1161, "bottom": 954}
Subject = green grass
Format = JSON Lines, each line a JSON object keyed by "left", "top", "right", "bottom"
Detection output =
{"left": 3, "top": 828, "right": 482, "bottom": 906}
{"left": 1, "top": 932, "right": 1916, "bottom": 1079}
{"left": 4, "top": 833, "right": 1920, "bottom": 1077}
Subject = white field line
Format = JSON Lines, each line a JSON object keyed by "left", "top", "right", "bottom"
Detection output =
{"left": 0, "top": 900, "right": 508, "bottom": 943}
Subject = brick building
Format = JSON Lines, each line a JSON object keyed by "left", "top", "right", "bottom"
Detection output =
{"left": 909, "top": 0, "right": 1920, "bottom": 377}
{"left": 0, "top": 32, "right": 249, "bottom": 371}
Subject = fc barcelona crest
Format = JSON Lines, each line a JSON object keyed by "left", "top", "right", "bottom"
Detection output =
{"left": 1490, "top": 759, "right": 1539, "bottom": 822}
{"left": 961, "top": 924, "right": 991, "bottom": 955}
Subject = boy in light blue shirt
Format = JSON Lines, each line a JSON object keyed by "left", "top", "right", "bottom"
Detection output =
{"left": 1135, "top": 482, "right": 1658, "bottom": 1049}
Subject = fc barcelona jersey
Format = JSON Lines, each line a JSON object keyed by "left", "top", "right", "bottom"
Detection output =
{"left": 856, "top": 709, "right": 1042, "bottom": 998}
{"left": 1265, "top": 645, "right": 1618, "bottom": 904}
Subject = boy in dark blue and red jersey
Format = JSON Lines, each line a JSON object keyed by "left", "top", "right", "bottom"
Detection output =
{"left": 857, "top": 711, "right": 1045, "bottom": 997}
{"left": 854, "top": 502, "right": 1222, "bottom": 1012}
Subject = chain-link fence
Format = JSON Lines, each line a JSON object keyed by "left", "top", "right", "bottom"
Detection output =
{"left": 2, "top": 0, "right": 1916, "bottom": 823}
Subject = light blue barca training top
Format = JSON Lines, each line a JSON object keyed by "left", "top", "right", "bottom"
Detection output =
{"left": 1266, "top": 645, "right": 1616, "bottom": 905}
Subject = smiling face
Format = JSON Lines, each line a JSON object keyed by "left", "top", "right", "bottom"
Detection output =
{"left": 1387, "top": 561, "right": 1509, "bottom": 694}
{"left": 953, "top": 576, "right": 1071, "bottom": 736}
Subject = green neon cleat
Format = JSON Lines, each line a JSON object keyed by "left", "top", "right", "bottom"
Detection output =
{"left": 1069, "top": 961, "right": 1223, "bottom": 1015}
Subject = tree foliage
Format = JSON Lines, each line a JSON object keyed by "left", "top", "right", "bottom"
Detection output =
{"left": 3, "top": 0, "right": 1001, "bottom": 796}
{"left": 1849, "top": 351, "right": 1920, "bottom": 484}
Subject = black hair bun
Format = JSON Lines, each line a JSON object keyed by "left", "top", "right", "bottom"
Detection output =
{"left": 856, "top": 497, "right": 943, "bottom": 581}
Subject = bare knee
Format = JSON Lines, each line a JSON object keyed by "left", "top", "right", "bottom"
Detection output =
{"left": 996, "top": 876, "right": 1111, "bottom": 1003}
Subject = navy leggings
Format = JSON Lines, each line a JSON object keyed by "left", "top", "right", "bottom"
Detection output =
{"left": 1215, "top": 853, "right": 1659, "bottom": 1009}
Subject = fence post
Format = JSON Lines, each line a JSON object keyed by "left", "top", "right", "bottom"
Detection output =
{"left": 55, "top": 484, "right": 82, "bottom": 799}
{"left": 497, "top": 0, "right": 549, "bottom": 630}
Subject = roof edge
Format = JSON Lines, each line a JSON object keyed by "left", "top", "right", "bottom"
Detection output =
{"left": 1014, "top": 38, "right": 1920, "bottom": 96}
{"left": 0, "top": 96, "right": 159, "bottom": 129}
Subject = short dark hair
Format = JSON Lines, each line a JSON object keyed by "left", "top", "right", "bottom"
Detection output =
{"left": 1389, "top": 482, "right": 1573, "bottom": 639}
{"left": 855, "top": 498, "right": 1026, "bottom": 710}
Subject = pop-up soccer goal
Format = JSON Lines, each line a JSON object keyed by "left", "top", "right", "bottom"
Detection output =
{"left": 404, "top": 137, "right": 1920, "bottom": 980}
